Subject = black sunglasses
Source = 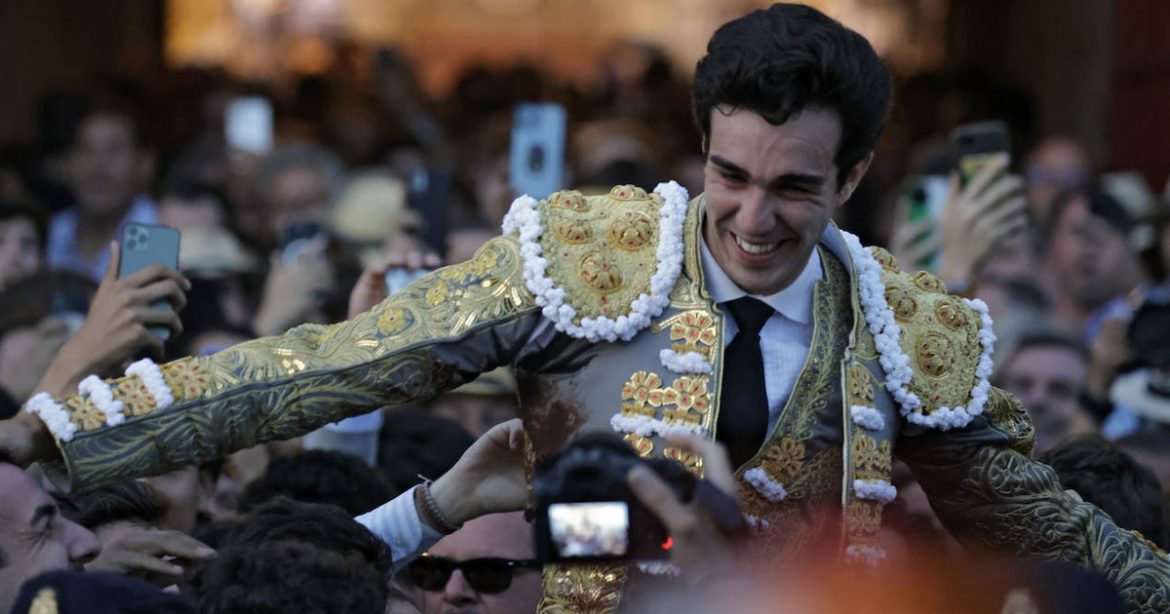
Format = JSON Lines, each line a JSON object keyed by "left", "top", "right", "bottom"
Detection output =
{"left": 407, "top": 553, "right": 541, "bottom": 594}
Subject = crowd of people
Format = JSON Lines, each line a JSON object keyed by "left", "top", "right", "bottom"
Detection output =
{"left": 0, "top": 2, "right": 1169, "bottom": 613}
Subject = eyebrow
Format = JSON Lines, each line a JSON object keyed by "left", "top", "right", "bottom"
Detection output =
{"left": 30, "top": 503, "right": 57, "bottom": 530}
{"left": 708, "top": 155, "right": 826, "bottom": 190}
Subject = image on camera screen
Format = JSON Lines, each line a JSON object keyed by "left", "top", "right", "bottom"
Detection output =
{"left": 548, "top": 502, "right": 629, "bottom": 558}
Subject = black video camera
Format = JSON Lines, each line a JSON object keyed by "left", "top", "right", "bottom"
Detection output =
{"left": 533, "top": 432, "right": 698, "bottom": 563}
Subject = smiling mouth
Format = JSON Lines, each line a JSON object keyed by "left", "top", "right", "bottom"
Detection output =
{"left": 733, "top": 233, "right": 780, "bottom": 255}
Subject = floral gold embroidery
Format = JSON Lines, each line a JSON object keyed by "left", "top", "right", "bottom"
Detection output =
{"left": 934, "top": 297, "right": 970, "bottom": 331}
{"left": 913, "top": 270, "right": 947, "bottom": 294}
{"left": 664, "top": 446, "right": 703, "bottom": 474}
{"left": 547, "top": 190, "right": 590, "bottom": 212}
{"left": 660, "top": 376, "right": 709, "bottom": 424}
{"left": 916, "top": 331, "right": 957, "bottom": 378}
{"left": 71, "top": 397, "right": 106, "bottom": 431}
{"left": 847, "top": 362, "right": 876, "bottom": 406}
{"left": 608, "top": 210, "right": 656, "bottom": 252}
{"left": 667, "top": 311, "right": 718, "bottom": 357}
{"left": 554, "top": 216, "right": 592, "bottom": 244}
{"left": 847, "top": 500, "right": 883, "bottom": 536}
{"left": 853, "top": 435, "right": 892, "bottom": 481}
{"left": 884, "top": 283, "right": 918, "bottom": 321}
{"left": 620, "top": 371, "right": 662, "bottom": 418}
{"left": 538, "top": 563, "right": 626, "bottom": 614}
{"left": 377, "top": 307, "right": 414, "bottom": 337}
{"left": 624, "top": 433, "right": 654, "bottom": 457}
{"left": 760, "top": 436, "right": 806, "bottom": 484}
{"left": 579, "top": 252, "right": 624, "bottom": 295}
{"left": 114, "top": 378, "right": 156, "bottom": 417}
{"left": 608, "top": 185, "right": 648, "bottom": 201}
{"left": 162, "top": 358, "right": 212, "bottom": 401}
{"left": 869, "top": 246, "right": 897, "bottom": 271}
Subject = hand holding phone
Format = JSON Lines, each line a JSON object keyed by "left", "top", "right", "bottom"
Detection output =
{"left": 118, "top": 224, "right": 183, "bottom": 342}
{"left": 510, "top": 103, "right": 566, "bottom": 199}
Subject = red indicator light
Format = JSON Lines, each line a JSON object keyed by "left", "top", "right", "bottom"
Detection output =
{"left": 662, "top": 537, "right": 673, "bottom": 550}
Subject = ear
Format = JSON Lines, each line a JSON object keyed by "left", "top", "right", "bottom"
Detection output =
{"left": 837, "top": 151, "right": 875, "bottom": 203}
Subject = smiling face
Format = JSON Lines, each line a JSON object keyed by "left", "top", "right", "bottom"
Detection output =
{"left": 702, "top": 106, "right": 871, "bottom": 295}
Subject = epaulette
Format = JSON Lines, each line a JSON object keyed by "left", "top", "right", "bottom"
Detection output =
{"left": 502, "top": 182, "right": 688, "bottom": 342}
{"left": 843, "top": 233, "right": 996, "bottom": 430}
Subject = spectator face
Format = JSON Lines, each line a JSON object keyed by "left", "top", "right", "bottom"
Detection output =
{"left": 139, "top": 466, "right": 211, "bottom": 533}
{"left": 0, "top": 316, "right": 73, "bottom": 400}
{"left": 0, "top": 464, "right": 101, "bottom": 612}
{"left": 1047, "top": 196, "right": 1139, "bottom": 311}
{"left": 68, "top": 113, "right": 149, "bottom": 217}
{"left": 997, "top": 344, "right": 1094, "bottom": 451}
{"left": 268, "top": 165, "right": 332, "bottom": 236}
{"left": 1025, "top": 138, "right": 1091, "bottom": 225}
{"left": 0, "top": 216, "right": 41, "bottom": 289}
{"left": 702, "top": 107, "right": 867, "bottom": 295}
{"left": 415, "top": 512, "right": 541, "bottom": 614}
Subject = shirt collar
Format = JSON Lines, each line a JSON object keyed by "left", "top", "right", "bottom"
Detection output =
{"left": 699, "top": 236, "right": 822, "bottom": 325}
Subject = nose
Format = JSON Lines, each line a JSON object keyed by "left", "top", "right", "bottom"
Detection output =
{"left": 66, "top": 519, "right": 101, "bottom": 566}
{"left": 735, "top": 187, "right": 777, "bottom": 234}
{"left": 442, "top": 569, "right": 480, "bottom": 606}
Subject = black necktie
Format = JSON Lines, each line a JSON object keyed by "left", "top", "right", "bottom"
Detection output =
{"left": 717, "top": 297, "right": 773, "bottom": 469}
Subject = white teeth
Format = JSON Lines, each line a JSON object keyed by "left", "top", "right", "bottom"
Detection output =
{"left": 734, "top": 235, "right": 779, "bottom": 255}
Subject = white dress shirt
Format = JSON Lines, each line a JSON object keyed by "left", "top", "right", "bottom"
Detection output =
{"left": 700, "top": 239, "right": 823, "bottom": 435}
{"left": 356, "top": 485, "right": 443, "bottom": 574}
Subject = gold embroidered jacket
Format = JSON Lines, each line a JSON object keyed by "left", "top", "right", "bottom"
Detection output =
{"left": 39, "top": 186, "right": 1170, "bottom": 613}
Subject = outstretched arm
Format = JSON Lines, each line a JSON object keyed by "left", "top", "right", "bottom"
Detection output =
{"left": 4, "top": 237, "right": 539, "bottom": 491}
{"left": 898, "top": 387, "right": 1170, "bottom": 613}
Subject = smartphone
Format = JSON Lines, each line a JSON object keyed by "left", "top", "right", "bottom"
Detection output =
{"left": 509, "top": 103, "right": 566, "bottom": 200}
{"left": 901, "top": 174, "right": 950, "bottom": 270}
{"left": 545, "top": 501, "right": 631, "bottom": 560}
{"left": 407, "top": 167, "right": 451, "bottom": 257}
{"left": 118, "top": 223, "right": 181, "bottom": 341}
{"left": 950, "top": 120, "right": 1011, "bottom": 187}
{"left": 225, "top": 96, "right": 274, "bottom": 155}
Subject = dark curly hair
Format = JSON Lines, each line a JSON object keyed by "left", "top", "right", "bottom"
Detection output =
{"left": 193, "top": 539, "right": 387, "bottom": 614}
{"left": 237, "top": 449, "right": 392, "bottom": 516}
{"left": 692, "top": 3, "right": 892, "bottom": 187}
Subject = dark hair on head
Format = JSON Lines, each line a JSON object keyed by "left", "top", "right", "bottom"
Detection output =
{"left": 74, "top": 100, "right": 151, "bottom": 150}
{"left": 0, "top": 270, "right": 96, "bottom": 341}
{"left": 237, "top": 449, "right": 392, "bottom": 517}
{"left": 378, "top": 410, "right": 475, "bottom": 496}
{"left": 0, "top": 200, "right": 48, "bottom": 249}
{"left": 692, "top": 3, "right": 892, "bottom": 187}
{"left": 192, "top": 539, "right": 388, "bottom": 614}
{"left": 221, "top": 496, "right": 392, "bottom": 574}
{"left": 1039, "top": 435, "right": 1167, "bottom": 548}
{"left": 68, "top": 480, "right": 168, "bottom": 530}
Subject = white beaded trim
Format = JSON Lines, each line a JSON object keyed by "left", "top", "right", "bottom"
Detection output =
{"left": 78, "top": 376, "right": 125, "bottom": 427}
{"left": 841, "top": 230, "right": 997, "bottom": 431}
{"left": 850, "top": 405, "right": 885, "bottom": 432}
{"left": 745, "top": 514, "right": 771, "bottom": 532}
{"left": 25, "top": 392, "right": 76, "bottom": 442}
{"left": 636, "top": 561, "right": 682, "bottom": 576}
{"left": 658, "top": 349, "right": 713, "bottom": 374}
{"left": 502, "top": 181, "right": 689, "bottom": 343}
{"left": 743, "top": 467, "right": 788, "bottom": 502}
{"left": 609, "top": 413, "right": 706, "bottom": 439}
{"left": 845, "top": 544, "right": 887, "bottom": 566}
{"left": 853, "top": 479, "right": 897, "bottom": 504}
{"left": 125, "top": 358, "right": 174, "bottom": 411}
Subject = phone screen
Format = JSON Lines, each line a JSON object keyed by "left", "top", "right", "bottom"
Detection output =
{"left": 509, "top": 103, "right": 566, "bottom": 200}
{"left": 547, "top": 501, "right": 629, "bottom": 559}
{"left": 226, "top": 96, "right": 274, "bottom": 155}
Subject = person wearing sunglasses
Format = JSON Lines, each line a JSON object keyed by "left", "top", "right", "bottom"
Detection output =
{"left": 404, "top": 512, "right": 542, "bottom": 614}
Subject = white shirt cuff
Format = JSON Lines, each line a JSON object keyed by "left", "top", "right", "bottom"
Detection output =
{"left": 355, "top": 484, "right": 444, "bottom": 575}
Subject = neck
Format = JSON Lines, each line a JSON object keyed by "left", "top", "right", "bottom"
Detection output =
{"left": 76, "top": 201, "right": 131, "bottom": 256}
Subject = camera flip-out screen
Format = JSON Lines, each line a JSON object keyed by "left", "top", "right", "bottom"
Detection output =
{"left": 548, "top": 501, "right": 629, "bottom": 558}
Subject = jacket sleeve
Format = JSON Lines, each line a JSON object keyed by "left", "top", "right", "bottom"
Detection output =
{"left": 897, "top": 386, "right": 1170, "bottom": 613}
{"left": 41, "top": 236, "right": 541, "bottom": 491}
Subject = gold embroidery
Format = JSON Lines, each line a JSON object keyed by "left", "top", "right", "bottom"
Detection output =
{"left": 162, "top": 358, "right": 211, "bottom": 402}
{"left": 884, "top": 283, "right": 918, "bottom": 321}
{"left": 664, "top": 446, "right": 703, "bottom": 474}
{"left": 934, "top": 296, "right": 970, "bottom": 331}
{"left": 608, "top": 210, "right": 656, "bottom": 251}
{"left": 760, "top": 436, "right": 806, "bottom": 483}
{"left": 663, "top": 310, "right": 719, "bottom": 358}
{"left": 71, "top": 398, "right": 105, "bottom": 431}
{"left": 916, "top": 331, "right": 957, "bottom": 379}
{"left": 853, "top": 435, "right": 892, "bottom": 481}
{"left": 913, "top": 270, "right": 947, "bottom": 294}
{"left": 869, "top": 246, "right": 898, "bottom": 271}
{"left": 847, "top": 500, "right": 883, "bottom": 536}
{"left": 739, "top": 447, "right": 843, "bottom": 562}
{"left": 539, "top": 189, "right": 659, "bottom": 322}
{"left": 114, "top": 378, "right": 156, "bottom": 417}
{"left": 538, "top": 563, "right": 626, "bottom": 614}
{"left": 29, "top": 588, "right": 58, "bottom": 614}
{"left": 624, "top": 434, "right": 654, "bottom": 457}
{"left": 847, "top": 362, "right": 876, "bottom": 407}
{"left": 619, "top": 372, "right": 662, "bottom": 418}
{"left": 660, "top": 376, "right": 710, "bottom": 424}
{"left": 377, "top": 306, "right": 414, "bottom": 336}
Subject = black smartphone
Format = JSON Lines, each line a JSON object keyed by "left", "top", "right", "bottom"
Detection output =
{"left": 950, "top": 120, "right": 1011, "bottom": 187}
{"left": 118, "top": 223, "right": 181, "bottom": 341}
